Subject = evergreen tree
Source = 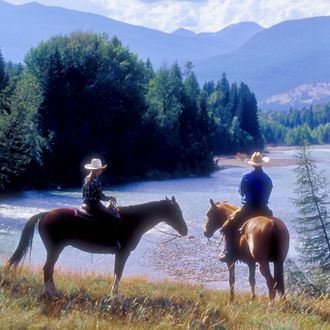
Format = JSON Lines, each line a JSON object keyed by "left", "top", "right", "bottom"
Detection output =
{"left": 227, "top": 83, "right": 239, "bottom": 119}
{"left": 293, "top": 145, "right": 330, "bottom": 267}
{"left": 0, "top": 49, "right": 8, "bottom": 91}
{"left": 179, "top": 71, "right": 206, "bottom": 172}
{"left": 25, "top": 32, "right": 150, "bottom": 185}
{"left": 287, "top": 145, "right": 330, "bottom": 295}
{"left": 0, "top": 73, "right": 44, "bottom": 191}
{"left": 217, "top": 72, "right": 231, "bottom": 126}
{"left": 202, "top": 80, "right": 215, "bottom": 96}
{"left": 237, "top": 83, "right": 264, "bottom": 151}
{"left": 145, "top": 63, "right": 183, "bottom": 128}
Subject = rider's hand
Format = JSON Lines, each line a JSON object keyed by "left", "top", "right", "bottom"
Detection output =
{"left": 109, "top": 196, "right": 117, "bottom": 203}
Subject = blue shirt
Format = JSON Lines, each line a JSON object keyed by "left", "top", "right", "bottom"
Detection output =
{"left": 240, "top": 168, "right": 273, "bottom": 207}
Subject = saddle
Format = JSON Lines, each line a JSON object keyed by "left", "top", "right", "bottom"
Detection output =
{"left": 80, "top": 204, "right": 93, "bottom": 215}
{"left": 77, "top": 204, "right": 121, "bottom": 222}
{"left": 76, "top": 205, "right": 95, "bottom": 221}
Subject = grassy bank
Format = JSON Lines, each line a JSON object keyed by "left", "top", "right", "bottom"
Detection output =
{"left": 0, "top": 267, "right": 329, "bottom": 329}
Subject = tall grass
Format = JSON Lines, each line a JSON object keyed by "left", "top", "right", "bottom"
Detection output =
{"left": 0, "top": 267, "right": 329, "bottom": 329}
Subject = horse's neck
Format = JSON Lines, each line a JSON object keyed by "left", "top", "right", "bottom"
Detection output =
{"left": 224, "top": 203, "right": 237, "bottom": 212}
{"left": 121, "top": 201, "right": 169, "bottom": 233}
{"left": 218, "top": 203, "right": 238, "bottom": 220}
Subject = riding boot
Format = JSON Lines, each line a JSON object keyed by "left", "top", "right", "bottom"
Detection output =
{"left": 218, "top": 232, "right": 235, "bottom": 263}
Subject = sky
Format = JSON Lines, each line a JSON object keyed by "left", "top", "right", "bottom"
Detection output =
{"left": 5, "top": 0, "right": 330, "bottom": 33}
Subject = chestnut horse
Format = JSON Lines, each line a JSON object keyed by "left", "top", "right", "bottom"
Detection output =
{"left": 6, "top": 196, "right": 188, "bottom": 297}
{"left": 204, "top": 199, "right": 289, "bottom": 302}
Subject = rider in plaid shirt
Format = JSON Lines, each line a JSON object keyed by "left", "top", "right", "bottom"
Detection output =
{"left": 83, "top": 175, "right": 109, "bottom": 203}
{"left": 82, "top": 158, "right": 120, "bottom": 221}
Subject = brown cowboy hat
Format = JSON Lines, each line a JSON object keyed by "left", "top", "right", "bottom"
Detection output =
{"left": 246, "top": 152, "right": 270, "bottom": 167}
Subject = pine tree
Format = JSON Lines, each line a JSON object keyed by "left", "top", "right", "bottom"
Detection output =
{"left": 0, "top": 49, "right": 8, "bottom": 91}
{"left": 286, "top": 145, "right": 330, "bottom": 295}
{"left": 293, "top": 145, "right": 330, "bottom": 267}
{"left": 237, "top": 82, "right": 264, "bottom": 151}
{"left": 0, "top": 73, "right": 44, "bottom": 191}
{"left": 218, "top": 72, "right": 231, "bottom": 126}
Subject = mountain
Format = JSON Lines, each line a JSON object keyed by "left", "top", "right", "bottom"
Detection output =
{"left": 0, "top": 0, "right": 261, "bottom": 66}
{"left": 172, "top": 22, "right": 264, "bottom": 51}
{"left": 263, "top": 83, "right": 330, "bottom": 110}
{"left": 195, "top": 16, "right": 330, "bottom": 109}
{"left": 172, "top": 28, "right": 197, "bottom": 38}
{"left": 1, "top": 0, "right": 330, "bottom": 110}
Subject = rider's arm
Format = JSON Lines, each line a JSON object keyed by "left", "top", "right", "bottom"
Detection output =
{"left": 240, "top": 174, "right": 247, "bottom": 197}
{"left": 265, "top": 176, "right": 273, "bottom": 201}
{"left": 91, "top": 178, "right": 110, "bottom": 201}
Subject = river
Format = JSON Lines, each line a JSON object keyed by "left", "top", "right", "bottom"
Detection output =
{"left": 1, "top": 146, "right": 329, "bottom": 294}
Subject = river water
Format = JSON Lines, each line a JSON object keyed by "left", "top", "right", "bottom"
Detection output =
{"left": 1, "top": 146, "right": 329, "bottom": 294}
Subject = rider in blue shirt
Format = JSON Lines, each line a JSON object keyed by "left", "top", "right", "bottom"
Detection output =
{"left": 219, "top": 152, "right": 273, "bottom": 262}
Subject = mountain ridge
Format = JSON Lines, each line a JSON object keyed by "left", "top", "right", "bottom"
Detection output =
{"left": 0, "top": 0, "right": 261, "bottom": 67}
{"left": 195, "top": 16, "right": 330, "bottom": 108}
{"left": 1, "top": 0, "right": 330, "bottom": 109}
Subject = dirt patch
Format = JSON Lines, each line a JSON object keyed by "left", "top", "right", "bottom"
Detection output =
{"left": 215, "top": 155, "right": 298, "bottom": 168}
{"left": 215, "top": 145, "right": 330, "bottom": 169}
{"left": 150, "top": 234, "right": 269, "bottom": 293}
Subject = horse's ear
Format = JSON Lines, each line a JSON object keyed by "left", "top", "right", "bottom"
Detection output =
{"left": 165, "top": 196, "right": 170, "bottom": 201}
{"left": 210, "top": 199, "right": 215, "bottom": 206}
{"left": 171, "top": 196, "right": 176, "bottom": 203}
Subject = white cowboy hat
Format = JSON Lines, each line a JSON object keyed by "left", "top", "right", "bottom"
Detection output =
{"left": 84, "top": 158, "right": 107, "bottom": 170}
{"left": 246, "top": 152, "right": 270, "bottom": 167}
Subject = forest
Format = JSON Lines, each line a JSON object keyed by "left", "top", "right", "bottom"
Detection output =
{"left": 0, "top": 32, "right": 263, "bottom": 192}
{"left": 260, "top": 105, "right": 330, "bottom": 145}
{"left": 3, "top": 32, "right": 330, "bottom": 193}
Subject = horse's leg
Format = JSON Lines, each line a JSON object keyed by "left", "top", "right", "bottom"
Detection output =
{"left": 274, "top": 260, "right": 285, "bottom": 297}
{"left": 43, "top": 245, "right": 63, "bottom": 297}
{"left": 227, "top": 261, "right": 235, "bottom": 303}
{"left": 247, "top": 262, "right": 256, "bottom": 301}
{"left": 111, "top": 250, "right": 130, "bottom": 296}
{"left": 259, "top": 261, "right": 276, "bottom": 301}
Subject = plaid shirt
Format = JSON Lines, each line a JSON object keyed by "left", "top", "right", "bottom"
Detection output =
{"left": 82, "top": 176, "right": 108, "bottom": 202}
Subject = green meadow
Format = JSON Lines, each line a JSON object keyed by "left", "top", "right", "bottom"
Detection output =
{"left": 0, "top": 267, "right": 329, "bottom": 329}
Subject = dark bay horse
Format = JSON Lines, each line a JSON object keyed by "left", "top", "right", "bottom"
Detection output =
{"left": 204, "top": 199, "right": 289, "bottom": 302}
{"left": 6, "top": 196, "right": 188, "bottom": 296}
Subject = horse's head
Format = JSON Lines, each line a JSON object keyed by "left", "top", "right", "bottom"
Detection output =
{"left": 204, "top": 199, "right": 233, "bottom": 238}
{"left": 163, "top": 196, "right": 188, "bottom": 237}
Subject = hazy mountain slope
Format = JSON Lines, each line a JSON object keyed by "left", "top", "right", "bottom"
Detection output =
{"left": 195, "top": 16, "right": 330, "bottom": 105}
{"left": 263, "top": 83, "right": 330, "bottom": 110}
{"left": 172, "top": 22, "right": 264, "bottom": 49}
{"left": 1, "top": 0, "right": 329, "bottom": 109}
{"left": 0, "top": 0, "right": 261, "bottom": 65}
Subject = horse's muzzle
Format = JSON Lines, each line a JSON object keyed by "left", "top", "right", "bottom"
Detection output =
{"left": 203, "top": 230, "right": 213, "bottom": 238}
{"left": 180, "top": 227, "right": 188, "bottom": 237}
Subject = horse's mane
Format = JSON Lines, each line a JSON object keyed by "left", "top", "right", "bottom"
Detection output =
{"left": 216, "top": 201, "right": 238, "bottom": 212}
{"left": 119, "top": 200, "right": 169, "bottom": 217}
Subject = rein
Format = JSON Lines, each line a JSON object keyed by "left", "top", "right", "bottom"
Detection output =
{"left": 154, "top": 228, "right": 181, "bottom": 244}
{"left": 207, "top": 233, "right": 224, "bottom": 248}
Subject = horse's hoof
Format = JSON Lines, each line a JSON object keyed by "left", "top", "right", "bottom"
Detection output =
{"left": 42, "top": 288, "right": 63, "bottom": 299}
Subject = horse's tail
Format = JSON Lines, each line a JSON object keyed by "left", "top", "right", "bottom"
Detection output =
{"left": 272, "top": 222, "right": 288, "bottom": 296}
{"left": 274, "top": 260, "right": 285, "bottom": 295}
{"left": 5, "top": 212, "right": 46, "bottom": 270}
